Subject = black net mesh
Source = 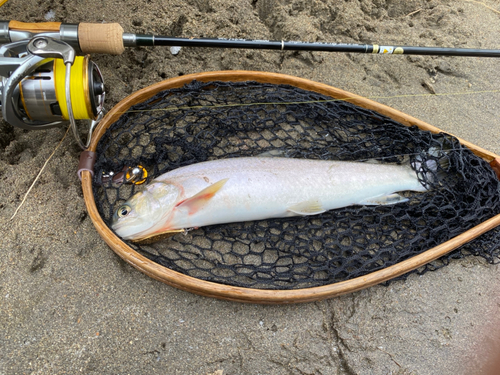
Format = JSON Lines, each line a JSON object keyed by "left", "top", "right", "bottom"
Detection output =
{"left": 92, "top": 80, "right": 500, "bottom": 290}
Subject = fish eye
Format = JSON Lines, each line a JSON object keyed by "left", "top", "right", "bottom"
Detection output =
{"left": 117, "top": 205, "right": 131, "bottom": 218}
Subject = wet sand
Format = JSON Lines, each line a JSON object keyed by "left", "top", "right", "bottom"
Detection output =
{"left": 1, "top": 1, "right": 500, "bottom": 374}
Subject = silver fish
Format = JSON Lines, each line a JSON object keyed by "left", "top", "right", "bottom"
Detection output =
{"left": 111, "top": 156, "right": 434, "bottom": 241}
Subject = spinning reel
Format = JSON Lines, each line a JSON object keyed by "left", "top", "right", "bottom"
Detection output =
{"left": 0, "top": 22, "right": 105, "bottom": 149}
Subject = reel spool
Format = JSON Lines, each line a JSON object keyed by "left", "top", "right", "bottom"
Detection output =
{"left": 19, "top": 56, "right": 104, "bottom": 123}
{"left": 0, "top": 36, "right": 105, "bottom": 149}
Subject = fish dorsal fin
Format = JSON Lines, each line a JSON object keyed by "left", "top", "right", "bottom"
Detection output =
{"left": 288, "top": 199, "right": 326, "bottom": 215}
{"left": 256, "top": 149, "right": 286, "bottom": 158}
{"left": 175, "top": 178, "right": 229, "bottom": 215}
{"left": 358, "top": 193, "right": 409, "bottom": 206}
{"left": 362, "top": 156, "right": 410, "bottom": 165}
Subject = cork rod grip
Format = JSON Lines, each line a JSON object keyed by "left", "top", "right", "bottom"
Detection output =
{"left": 78, "top": 23, "right": 125, "bottom": 55}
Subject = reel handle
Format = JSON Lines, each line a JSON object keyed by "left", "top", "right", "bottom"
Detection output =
{"left": 5, "top": 20, "right": 125, "bottom": 55}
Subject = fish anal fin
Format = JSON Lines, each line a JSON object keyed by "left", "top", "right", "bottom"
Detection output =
{"left": 288, "top": 199, "right": 326, "bottom": 215}
{"left": 176, "top": 178, "right": 228, "bottom": 215}
{"left": 359, "top": 193, "right": 409, "bottom": 206}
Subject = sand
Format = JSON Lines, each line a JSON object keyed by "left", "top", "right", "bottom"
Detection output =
{"left": 1, "top": 0, "right": 500, "bottom": 374}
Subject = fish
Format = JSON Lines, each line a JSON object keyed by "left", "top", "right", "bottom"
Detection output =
{"left": 111, "top": 154, "right": 441, "bottom": 241}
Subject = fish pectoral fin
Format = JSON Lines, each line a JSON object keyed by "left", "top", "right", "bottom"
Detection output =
{"left": 287, "top": 200, "right": 326, "bottom": 215}
{"left": 358, "top": 193, "right": 409, "bottom": 206}
{"left": 175, "top": 178, "right": 229, "bottom": 215}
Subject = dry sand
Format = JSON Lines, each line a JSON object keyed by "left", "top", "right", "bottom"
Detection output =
{"left": 1, "top": 0, "right": 500, "bottom": 374}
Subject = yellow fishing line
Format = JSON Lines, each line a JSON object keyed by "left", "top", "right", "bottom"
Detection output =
{"left": 120, "top": 89, "right": 500, "bottom": 115}
{"left": 54, "top": 57, "right": 92, "bottom": 120}
{"left": 0, "top": 0, "right": 8, "bottom": 7}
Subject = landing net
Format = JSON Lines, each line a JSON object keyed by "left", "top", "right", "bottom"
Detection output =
{"left": 92, "top": 80, "right": 500, "bottom": 289}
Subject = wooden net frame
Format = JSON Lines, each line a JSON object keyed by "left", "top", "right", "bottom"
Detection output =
{"left": 81, "top": 71, "right": 500, "bottom": 303}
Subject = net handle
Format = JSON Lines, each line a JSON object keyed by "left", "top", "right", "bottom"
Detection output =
{"left": 82, "top": 71, "right": 500, "bottom": 303}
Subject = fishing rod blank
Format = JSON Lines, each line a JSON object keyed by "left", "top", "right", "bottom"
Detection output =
{"left": 125, "top": 34, "right": 500, "bottom": 58}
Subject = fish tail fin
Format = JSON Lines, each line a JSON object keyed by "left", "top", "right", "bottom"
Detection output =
{"left": 413, "top": 146, "right": 451, "bottom": 189}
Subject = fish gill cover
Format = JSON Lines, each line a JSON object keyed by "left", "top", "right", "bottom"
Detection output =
{"left": 92, "top": 81, "right": 500, "bottom": 289}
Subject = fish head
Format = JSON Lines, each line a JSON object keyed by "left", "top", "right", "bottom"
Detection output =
{"left": 111, "top": 181, "right": 182, "bottom": 240}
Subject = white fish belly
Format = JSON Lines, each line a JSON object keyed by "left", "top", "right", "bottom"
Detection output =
{"left": 158, "top": 157, "right": 425, "bottom": 229}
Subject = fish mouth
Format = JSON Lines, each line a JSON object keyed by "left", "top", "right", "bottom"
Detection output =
{"left": 110, "top": 222, "right": 133, "bottom": 240}
{"left": 110, "top": 218, "right": 155, "bottom": 241}
{"left": 111, "top": 221, "right": 181, "bottom": 242}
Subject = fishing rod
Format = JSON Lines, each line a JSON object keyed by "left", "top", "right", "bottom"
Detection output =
{"left": 3, "top": 21, "right": 500, "bottom": 57}
{"left": 1, "top": 20, "right": 499, "bottom": 149}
